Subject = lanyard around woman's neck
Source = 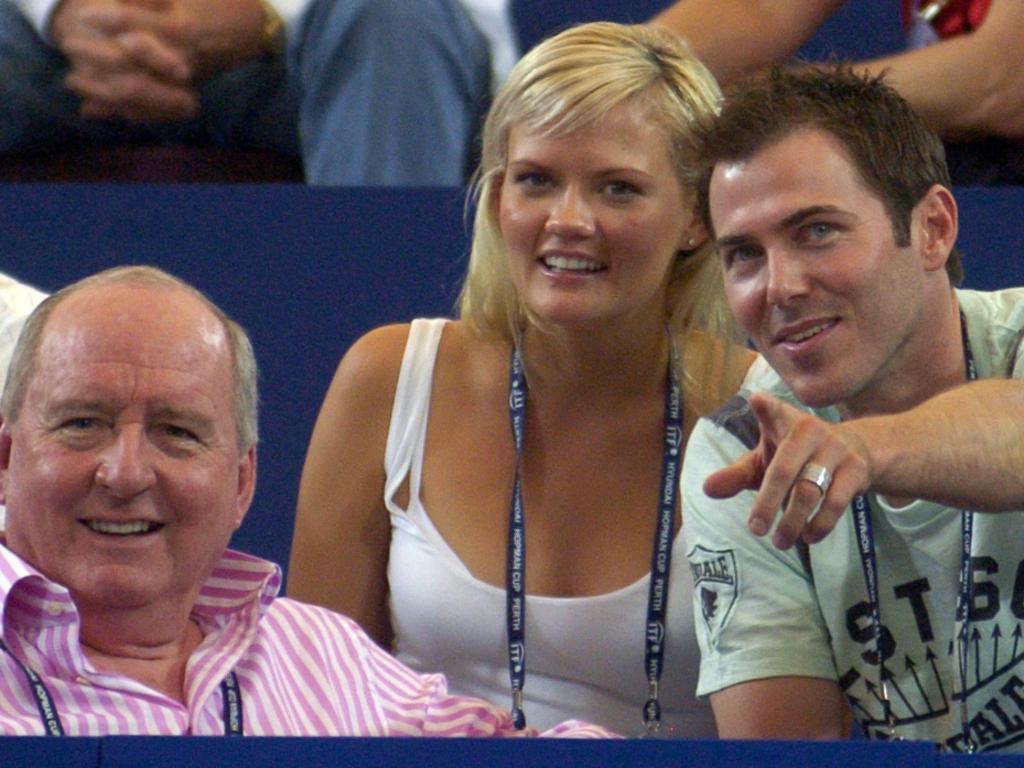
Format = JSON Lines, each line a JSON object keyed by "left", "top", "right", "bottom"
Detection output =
{"left": 0, "top": 636, "right": 244, "bottom": 735}
{"left": 506, "top": 340, "right": 683, "bottom": 735}
{"left": 851, "top": 310, "right": 977, "bottom": 750}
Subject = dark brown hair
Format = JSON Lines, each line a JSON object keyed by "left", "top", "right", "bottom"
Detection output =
{"left": 696, "top": 65, "right": 963, "bottom": 285}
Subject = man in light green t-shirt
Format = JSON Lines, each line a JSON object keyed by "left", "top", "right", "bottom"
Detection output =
{"left": 683, "top": 65, "right": 1024, "bottom": 752}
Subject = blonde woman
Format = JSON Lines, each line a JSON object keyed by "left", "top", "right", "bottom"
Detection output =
{"left": 289, "top": 22, "right": 750, "bottom": 736}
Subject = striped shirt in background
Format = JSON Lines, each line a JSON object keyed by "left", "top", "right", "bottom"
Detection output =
{"left": 0, "top": 546, "right": 611, "bottom": 737}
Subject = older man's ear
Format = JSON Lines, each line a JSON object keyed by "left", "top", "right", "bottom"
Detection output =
{"left": 234, "top": 446, "right": 258, "bottom": 531}
{"left": 0, "top": 419, "right": 11, "bottom": 505}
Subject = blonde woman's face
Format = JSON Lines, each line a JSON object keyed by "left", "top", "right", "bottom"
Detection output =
{"left": 497, "top": 101, "right": 696, "bottom": 335}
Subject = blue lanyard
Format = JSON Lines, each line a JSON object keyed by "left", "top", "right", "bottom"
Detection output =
{"left": 851, "top": 311, "right": 976, "bottom": 749}
{"left": 506, "top": 342, "right": 683, "bottom": 734}
{"left": 221, "top": 666, "right": 245, "bottom": 735}
{"left": 0, "top": 637, "right": 64, "bottom": 735}
{"left": 0, "top": 636, "right": 244, "bottom": 735}
{"left": 507, "top": 347, "right": 527, "bottom": 730}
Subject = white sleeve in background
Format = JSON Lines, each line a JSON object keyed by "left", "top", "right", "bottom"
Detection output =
{"left": 0, "top": 272, "right": 47, "bottom": 533}
{"left": 458, "top": 0, "right": 519, "bottom": 89}
{"left": 9, "top": 0, "right": 61, "bottom": 39}
{"left": 268, "top": 0, "right": 518, "bottom": 89}
{"left": 266, "top": 0, "right": 312, "bottom": 31}
{"left": 0, "top": 274, "right": 46, "bottom": 385}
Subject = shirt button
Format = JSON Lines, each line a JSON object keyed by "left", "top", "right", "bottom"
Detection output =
{"left": 75, "top": 676, "right": 91, "bottom": 686}
{"left": 45, "top": 602, "right": 64, "bottom": 616}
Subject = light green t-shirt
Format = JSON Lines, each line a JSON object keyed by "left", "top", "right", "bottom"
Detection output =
{"left": 684, "top": 288, "right": 1024, "bottom": 752}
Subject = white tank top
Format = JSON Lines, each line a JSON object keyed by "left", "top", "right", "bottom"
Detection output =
{"left": 384, "top": 318, "right": 716, "bottom": 737}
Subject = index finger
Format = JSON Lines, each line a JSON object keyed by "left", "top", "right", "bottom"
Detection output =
{"left": 743, "top": 395, "right": 819, "bottom": 539}
{"left": 117, "top": 30, "right": 192, "bottom": 83}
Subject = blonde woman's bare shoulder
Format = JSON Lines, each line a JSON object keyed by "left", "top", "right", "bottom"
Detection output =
{"left": 299, "top": 324, "right": 417, "bottom": 504}
{"left": 344, "top": 322, "right": 413, "bottom": 364}
{"left": 335, "top": 320, "right": 504, "bottom": 406}
{"left": 324, "top": 323, "right": 416, "bottom": 410}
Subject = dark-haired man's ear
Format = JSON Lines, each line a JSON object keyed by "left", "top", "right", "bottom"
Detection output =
{"left": 915, "top": 184, "right": 958, "bottom": 272}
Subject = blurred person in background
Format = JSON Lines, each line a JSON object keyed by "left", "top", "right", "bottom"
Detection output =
{"left": 0, "top": 0, "right": 517, "bottom": 184}
{"left": 654, "top": 0, "right": 1024, "bottom": 184}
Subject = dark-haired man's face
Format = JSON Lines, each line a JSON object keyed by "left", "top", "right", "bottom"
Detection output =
{"left": 708, "top": 128, "right": 935, "bottom": 417}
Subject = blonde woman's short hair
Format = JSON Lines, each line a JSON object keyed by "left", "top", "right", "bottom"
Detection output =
{"left": 457, "top": 21, "right": 739, "bottom": 407}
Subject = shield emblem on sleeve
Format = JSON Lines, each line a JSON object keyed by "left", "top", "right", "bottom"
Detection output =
{"left": 687, "top": 545, "right": 739, "bottom": 647}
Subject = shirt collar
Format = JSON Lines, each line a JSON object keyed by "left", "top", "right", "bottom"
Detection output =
{"left": 0, "top": 544, "right": 77, "bottom": 636}
{"left": 0, "top": 544, "right": 282, "bottom": 636}
{"left": 193, "top": 548, "right": 282, "bottom": 623}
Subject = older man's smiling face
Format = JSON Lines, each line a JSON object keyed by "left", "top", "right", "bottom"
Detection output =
{"left": 0, "top": 283, "right": 255, "bottom": 618}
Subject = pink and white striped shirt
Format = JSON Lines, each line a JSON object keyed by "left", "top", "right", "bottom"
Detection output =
{"left": 0, "top": 546, "right": 610, "bottom": 737}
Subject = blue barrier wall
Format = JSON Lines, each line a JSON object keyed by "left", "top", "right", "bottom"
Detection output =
{"left": 0, "top": 732, "right": 948, "bottom": 767}
{"left": 7, "top": 730, "right": 1024, "bottom": 765}
{"left": 0, "top": 185, "right": 1020, "bottom": 582}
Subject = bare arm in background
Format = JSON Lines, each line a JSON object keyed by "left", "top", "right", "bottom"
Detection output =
{"left": 652, "top": 0, "right": 1024, "bottom": 140}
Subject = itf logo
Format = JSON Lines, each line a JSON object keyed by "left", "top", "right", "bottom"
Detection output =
{"left": 688, "top": 545, "right": 738, "bottom": 648}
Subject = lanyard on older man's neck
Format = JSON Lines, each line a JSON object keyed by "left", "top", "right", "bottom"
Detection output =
{"left": 0, "top": 637, "right": 244, "bottom": 735}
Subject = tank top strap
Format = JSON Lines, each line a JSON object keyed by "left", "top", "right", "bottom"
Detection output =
{"left": 383, "top": 318, "right": 447, "bottom": 512}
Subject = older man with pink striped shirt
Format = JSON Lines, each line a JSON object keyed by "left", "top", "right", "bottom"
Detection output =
{"left": 0, "top": 265, "right": 608, "bottom": 738}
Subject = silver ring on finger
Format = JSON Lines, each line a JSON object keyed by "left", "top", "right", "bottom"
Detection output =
{"left": 797, "top": 462, "right": 832, "bottom": 498}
